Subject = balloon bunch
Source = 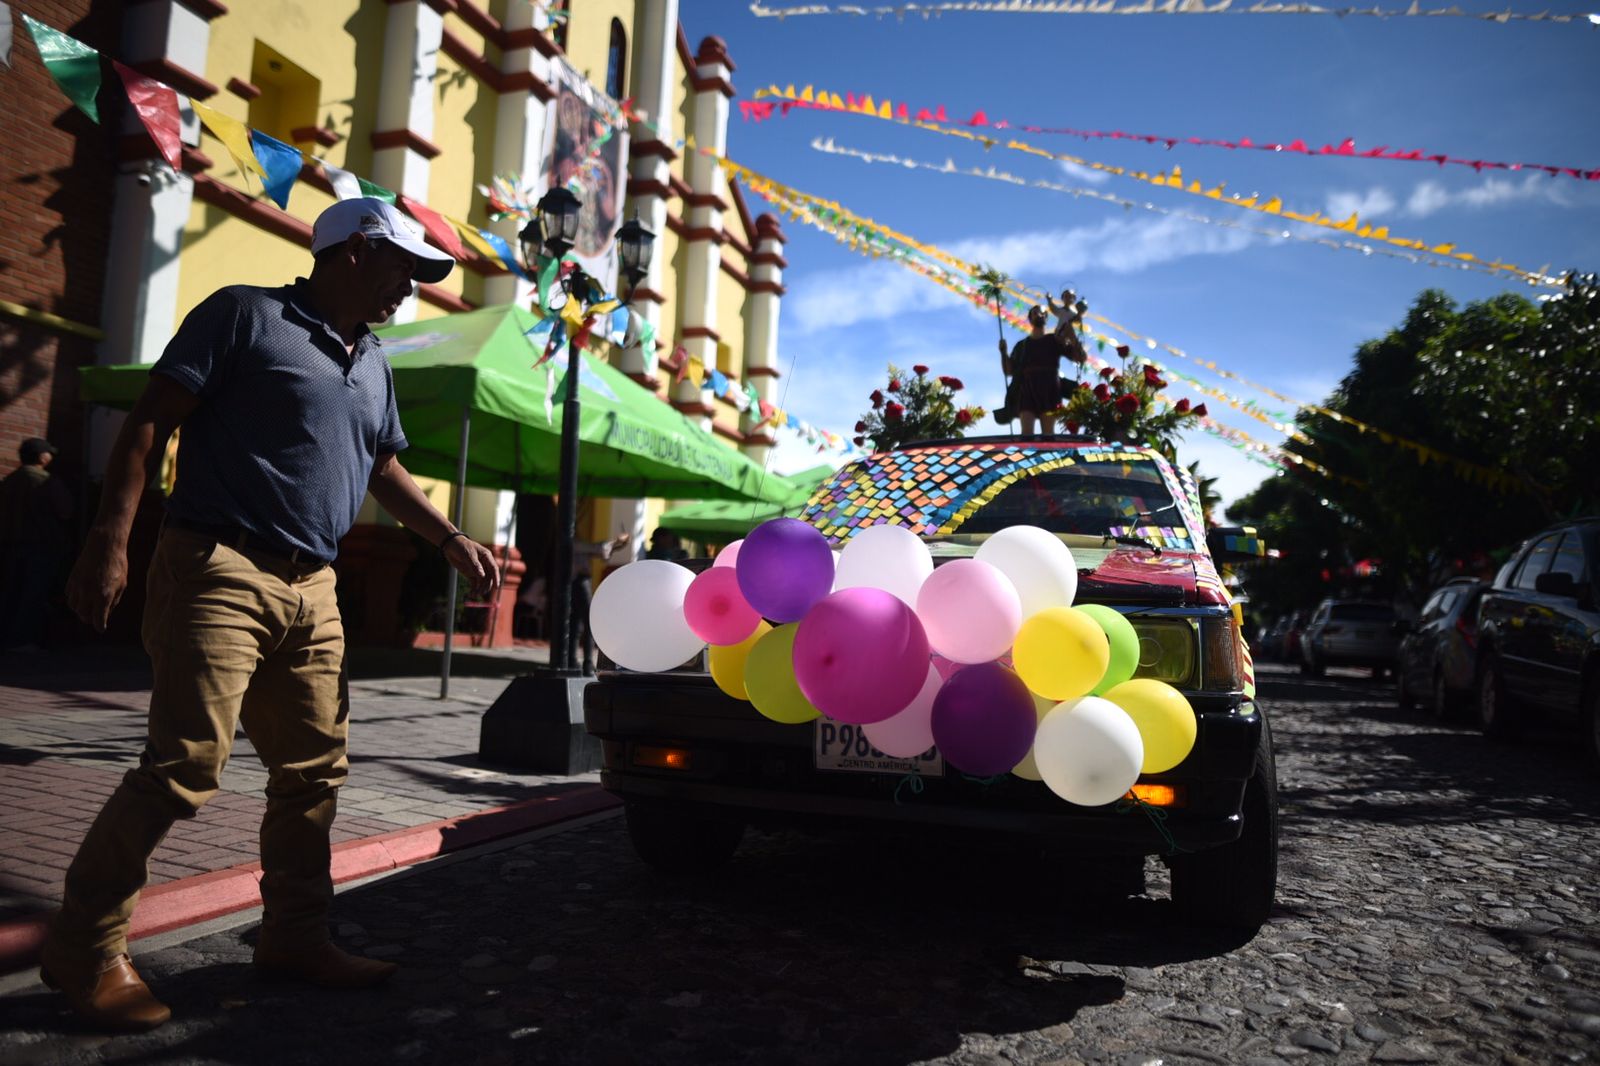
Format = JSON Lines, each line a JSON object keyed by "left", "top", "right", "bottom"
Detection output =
{"left": 590, "top": 518, "right": 1200, "bottom": 807}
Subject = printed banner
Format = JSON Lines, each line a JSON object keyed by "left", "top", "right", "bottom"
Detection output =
{"left": 540, "top": 56, "right": 629, "bottom": 291}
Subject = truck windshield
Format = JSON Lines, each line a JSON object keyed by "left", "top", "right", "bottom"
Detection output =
{"left": 958, "top": 459, "right": 1180, "bottom": 535}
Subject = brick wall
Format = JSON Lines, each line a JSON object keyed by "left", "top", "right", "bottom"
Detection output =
{"left": 0, "top": 1, "right": 122, "bottom": 485}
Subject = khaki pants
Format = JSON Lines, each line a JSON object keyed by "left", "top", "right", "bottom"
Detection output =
{"left": 52, "top": 527, "right": 348, "bottom": 961}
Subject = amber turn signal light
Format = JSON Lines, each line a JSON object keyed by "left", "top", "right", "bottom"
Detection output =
{"left": 1130, "top": 783, "right": 1185, "bottom": 807}
{"left": 633, "top": 746, "right": 692, "bottom": 770}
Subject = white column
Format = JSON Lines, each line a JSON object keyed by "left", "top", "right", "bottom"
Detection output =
{"left": 618, "top": 0, "right": 679, "bottom": 381}
{"left": 670, "top": 37, "right": 735, "bottom": 435}
{"left": 371, "top": 0, "right": 445, "bottom": 324}
{"left": 739, "top": 214, "right": 788, "bottom": 469}
{"left": 483, "top": 4, "right": 554, "bottom": 308}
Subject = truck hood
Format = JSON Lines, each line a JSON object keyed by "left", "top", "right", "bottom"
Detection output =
{"left": 1079, "top": 547, "right": 1222, "bottom": 606}
{"left": 928, "top": 540, "right": 1225, "bottom": 607}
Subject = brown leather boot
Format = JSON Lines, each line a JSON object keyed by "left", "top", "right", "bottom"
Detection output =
{"left": 39, "top": 950, "right": 171, "bottom": 1032}
{"left": 253, "top": 941, "right": 399, "bottom": 988}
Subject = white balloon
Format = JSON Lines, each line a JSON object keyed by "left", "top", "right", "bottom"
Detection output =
{"left": 590, "top": 560, "right": 705, "bottom": 672}
{"left": 833, "top": 523, "right": 933, "bottom": 607}
{"left": 1033, "top": 696, "right": 1144, "bottom": 806}
{"left": 974, "top": 525, "right": 1079, "bottom": 618}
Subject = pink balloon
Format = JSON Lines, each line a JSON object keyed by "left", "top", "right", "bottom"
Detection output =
{"left": 864, "top": 663, "right": 941, "bottom": 757}
{"left": 792, "top": 588, "right": 931, "bottom": 725}
{"left": 915, "top": 558, "right": 1023, "bottom": 664}
{"left": 683, "top": 566, "right": 761, "bottom": 646}
{"left": 713, "top": 540, "right": 743, "bottom": 569}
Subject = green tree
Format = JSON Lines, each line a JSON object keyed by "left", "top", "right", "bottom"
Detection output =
{"left": 1231, "top": 274, "right": 1600, "bottom": 609}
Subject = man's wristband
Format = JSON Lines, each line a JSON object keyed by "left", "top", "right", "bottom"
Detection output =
{"left": 439, "top": 530, "right": 470, "bottom": 551}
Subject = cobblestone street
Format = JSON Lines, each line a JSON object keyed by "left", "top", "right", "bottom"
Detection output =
{"left": 2, "top": 663, "right": 1597, "bottom": 1065}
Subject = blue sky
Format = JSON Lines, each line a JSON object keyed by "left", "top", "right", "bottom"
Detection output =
{"left": 680, "top": 4, "right": 1600, "bottom": 510}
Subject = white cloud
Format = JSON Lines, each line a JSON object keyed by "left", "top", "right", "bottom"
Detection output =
{"left": 1319, "top": 174, "right": 1578, "bottom": 224}
{"left": 1057, "top": 159, "right": 1111, "bottom": 186}
{"left": 1325, "top": 186, "right": 1398, "bottom": 222}
{"left": 786, "top": 262, "right": 967, "bottom": 336}
{"left": 1406, "top": 176, "right": 1553, "bottom": 218}
{"left": 785, "top": 214, "right": 1254, "bottom": 337}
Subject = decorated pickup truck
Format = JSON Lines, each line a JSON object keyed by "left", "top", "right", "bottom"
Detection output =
{"left": 583, "top": 436, "right": 1277, "bottom": 931}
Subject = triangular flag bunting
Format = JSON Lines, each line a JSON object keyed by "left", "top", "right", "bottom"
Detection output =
{"left": 190, "top": 97, "right": 266, "bottom": 180}
{"left": 249, "top": 129, "right": 303, "bottom": 209}
{"left": 322, "top": 162, "right": 364, "bottom": 201}
{"left": 23, "top": 14, "right": 101, "bottom": 122}
{"left": 357, "top": 177, "right": 396, "bottom": 204}
{"left": 397, "top": 194, "right": 466, "bottom": 261}
{"left": 111, "top": 60, "right": 181, "bottom": 170}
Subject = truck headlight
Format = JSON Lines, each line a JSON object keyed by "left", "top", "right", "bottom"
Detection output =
{"left": 1128, "top": 619, "right": 1196, "bottom": 686}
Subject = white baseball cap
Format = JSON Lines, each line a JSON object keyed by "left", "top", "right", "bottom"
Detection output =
{"left": 310, "top": 197, "right": 456, "bottom": 284}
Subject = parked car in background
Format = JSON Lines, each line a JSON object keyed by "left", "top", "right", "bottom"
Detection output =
{"left": 1475, "top": 518, "right": 1600, "bottom": 765}
{"left": 1397, "top": 578, "right": 1485, "bottom": 717}
{"left": 1260, "top": 610, "right": 1308, "bottom": 664}
{"left": 1299, "top": 599, "right": 1400, "bottom": 678}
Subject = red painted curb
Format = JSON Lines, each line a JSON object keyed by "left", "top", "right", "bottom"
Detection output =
{"left": 0, "top": 785, "right": 620, "bottom": 976}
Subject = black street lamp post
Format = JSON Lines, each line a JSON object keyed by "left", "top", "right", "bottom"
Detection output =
{"left": 482, "top": 189, "right": 654, "bottom": 770}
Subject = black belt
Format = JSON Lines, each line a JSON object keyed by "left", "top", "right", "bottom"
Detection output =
{"left": 166, "top": 517, "right": 331, "bottom": 570}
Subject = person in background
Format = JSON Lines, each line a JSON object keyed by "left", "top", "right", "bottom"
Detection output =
{"left": 999, "top": 304, "right": 1074, "bottom": 437}
{"left": 645, "top": 528, "right": 687, "bottom": 562}
{"left": 0, "top": 437, "right": 75, "bottom": 650}
{"left": 42, "top": 198, "right": 499, "bottom": 1033}
{"left": 571, "top": 527, "right": 631, "bottom": 674}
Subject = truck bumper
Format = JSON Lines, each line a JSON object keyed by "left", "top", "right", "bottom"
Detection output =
{"left": 584, "top": 676, "right": 1264, "bottom": 857}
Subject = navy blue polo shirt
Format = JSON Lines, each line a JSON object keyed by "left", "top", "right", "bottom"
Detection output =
{"left": 153, "top": 280, "right": 407, "bottom": 562}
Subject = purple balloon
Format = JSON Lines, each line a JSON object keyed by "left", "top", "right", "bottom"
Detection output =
{"left": 736, "top": 517, "right": 836, "bottom": 623}
{"left": 931, "top": 662, "right": 1039, "bottom": 776}
{"left": 792, "top": 587, "right": 931, "bottom": 724}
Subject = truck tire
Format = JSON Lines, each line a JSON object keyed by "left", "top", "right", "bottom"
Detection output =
{"left": 624, "top": 801, "right": 745, "bottom": 875}
{"left": 1169, "top": 714, "right": 1278, "bottom": 934}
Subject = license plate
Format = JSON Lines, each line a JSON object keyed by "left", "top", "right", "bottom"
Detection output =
{"left": 813, "top": 719, "right": 943, "bottom": 776}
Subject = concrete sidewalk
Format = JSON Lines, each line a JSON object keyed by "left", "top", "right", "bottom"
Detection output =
{"left": 0, "top": 641, "right": 619, "bottom": 972}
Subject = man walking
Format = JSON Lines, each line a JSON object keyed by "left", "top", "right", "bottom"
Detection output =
{"left": 44, "top": 199, "right": 499, "bottom": 1031}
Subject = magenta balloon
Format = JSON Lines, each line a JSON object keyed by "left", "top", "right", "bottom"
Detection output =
{"left": 736, "top": 518, "right": 836, "bottom": 622}
{"left": 930, "top": 662, "right": 1039, "bottom": 776}
{"left": 682, "top": 566, "right": 761, "bottom": 646}
{"left": 792, "top": 587, "right": 931, "bottom": 724}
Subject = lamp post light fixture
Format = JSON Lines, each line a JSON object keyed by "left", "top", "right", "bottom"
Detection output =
{"left": 479, "top": 192, "right": 660, "bottom": 769}
{"left": 615, "top": 212, "right": 656, "bottom": 301}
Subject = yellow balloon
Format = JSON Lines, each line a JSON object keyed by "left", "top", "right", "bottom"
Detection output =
{"left": 1013, "top": 606, "right": 1111, "bottom": 702}
{"left": 1010, "top": 693, "right": 1056, "bottom": 781}
{"left": 744, "top": 623, "right": 821, "bottom": 724}
{"left": 1104, "top": 678, "right": 1197, "bottom": 774}
{"left": 710, "top": 621, "right": 771, "bottom": 701}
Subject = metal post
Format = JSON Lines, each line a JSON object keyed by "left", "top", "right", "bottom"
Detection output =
{"left": 549, "top": 352, "right": 582, "bottom": 674}
{"left": 440, "top": 405, "right": 471, "bottom": 699}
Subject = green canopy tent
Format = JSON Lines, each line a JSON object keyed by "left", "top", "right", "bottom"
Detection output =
{"left": 78, "top": 304, "right": 797, "bottom": 693}
{"left": 657, "top": 463, "right": 839, "bottom": 539}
